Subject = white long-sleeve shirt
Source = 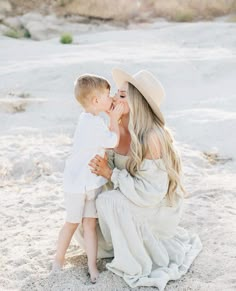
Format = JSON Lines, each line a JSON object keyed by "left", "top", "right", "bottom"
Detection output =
{"left": 63, "top": 112, "right": 118, "bottom": 194}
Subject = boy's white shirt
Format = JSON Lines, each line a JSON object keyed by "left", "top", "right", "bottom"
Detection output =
{"left": 63, "top": 112, "right": 117, "bottom": 194}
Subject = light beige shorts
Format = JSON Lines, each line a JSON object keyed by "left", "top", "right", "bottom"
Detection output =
{"left": 64, "top": 186, "right": 103, "bottom": 223}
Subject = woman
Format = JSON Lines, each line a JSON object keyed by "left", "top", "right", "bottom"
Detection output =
{"left": 81, "top": 68, "right": 202, "bottom": 290}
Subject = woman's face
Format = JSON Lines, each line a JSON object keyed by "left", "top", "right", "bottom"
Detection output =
{"left": 112, "top": 82, "right": 130, "bottom": 115}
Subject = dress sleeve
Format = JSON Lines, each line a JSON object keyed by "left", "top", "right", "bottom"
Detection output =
{"left": 111, "top": 160, "right": 169, "bottom": 207}
{"left": 106, "top": 150, "right": 115, "bottom": 170}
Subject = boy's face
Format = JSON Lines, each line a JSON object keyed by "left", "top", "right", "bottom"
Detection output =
{"left": 95, "top": 88, "right": 113, "bottom": 112}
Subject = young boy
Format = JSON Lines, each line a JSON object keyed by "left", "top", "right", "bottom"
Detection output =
{"left": 52, "top": 74, "right": 123, "bottom": 283}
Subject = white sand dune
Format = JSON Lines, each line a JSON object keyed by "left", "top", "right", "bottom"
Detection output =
{"left": 0, "top": 22, "right": 236, "bottom": 290}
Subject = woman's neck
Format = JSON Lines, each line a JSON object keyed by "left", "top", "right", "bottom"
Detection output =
{"left": 120, "top": 114, "right": 129, "bottom": 130}
{"left": 115, "top": 114, "right": 131, "bottom": 156}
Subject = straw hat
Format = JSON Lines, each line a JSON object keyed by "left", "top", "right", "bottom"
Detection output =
{"left": 112, "top": 68, "right": 166, "bottom": 125}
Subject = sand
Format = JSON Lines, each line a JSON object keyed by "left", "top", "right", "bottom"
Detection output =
{"left": 0, "top": 21, "right": 236, "bottom": 290}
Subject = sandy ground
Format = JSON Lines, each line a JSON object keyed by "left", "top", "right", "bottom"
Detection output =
{"left": 0, "top": 22, "right": 236, "bottom": 290}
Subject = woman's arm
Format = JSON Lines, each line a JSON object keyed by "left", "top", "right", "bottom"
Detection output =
{"left": 89, "top": 152, "right": 168, "bottom": 208}
{"left": 110, "top": 164, "right": 168, "bottom": 207}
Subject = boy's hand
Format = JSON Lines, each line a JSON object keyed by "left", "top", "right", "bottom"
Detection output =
{"left": 109, "top": 103, "right": 124, "bottom": 121}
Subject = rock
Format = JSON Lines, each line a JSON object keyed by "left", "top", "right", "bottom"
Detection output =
{"left": 3, "top": 16, "right": 22, "bottom": 31}
{"left": 0, "top": 0, "right": 12, "bottom": 13}
{"left": 18, "top": 12, "right": 94, "bottom": 40}
{"left": 65, "top": 14, "right": 91, "bottom": 24}
{"left": 0, "top": 0, "right": 12, "bottom": 21}
{"left": 20, "top": 12, "right": 49, "bottom": 23}
{"left": 0, "top": 11, "right": 118, "bottom": 40}
{"left": 0, "top": 23, "right": 9, "bottom": 34}
{"left": 19, "top": 13, "right": 59, "bottom": 40}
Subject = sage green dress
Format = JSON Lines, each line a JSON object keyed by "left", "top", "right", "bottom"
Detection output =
{"left": 75, "top": 151, "right": 202, "bottom": 290}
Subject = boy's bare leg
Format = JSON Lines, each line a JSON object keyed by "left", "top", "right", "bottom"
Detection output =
{"left": 83, "top": 218, "right": 99, "bottom": 280}
{"left": 53, "top": 222, "right": 79, "bottom": 268}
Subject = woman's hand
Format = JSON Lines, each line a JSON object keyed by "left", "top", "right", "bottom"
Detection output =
{"left": 89, "top": 153, "right": 112, "bottom": 180}
{"left": 106, "top": 102, "right": 124, "bottom": 121}
{"left": 109, "top": 103, "right": 124, "bottom": 121}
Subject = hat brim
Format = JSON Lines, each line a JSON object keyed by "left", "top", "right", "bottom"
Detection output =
{"left": 112, "top": 68, "right": 165, "bottom": 125}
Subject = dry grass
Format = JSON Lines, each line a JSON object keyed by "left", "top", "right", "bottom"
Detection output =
{"left": 8, "top": 0, "right": 56, "bottom": 15}
{"left": 203, "top": 151, "right": 233, "bottom": 165}
{"left": 57, "top": 0, "right": 236, "bottom": 22}
{"left": 7, "top": 0, "right": 236, "bottom": 22}
{"left": 228, "top": 14, "right": 236, "bottom": 21}
{"left": 56, "top": 0, "right": 140, "bottom": 21}
{"left": 0, "top": 92, "right": 45, "bottom": 113}
{"left": 152, "top": 0, "right": 236, "bottom": 21}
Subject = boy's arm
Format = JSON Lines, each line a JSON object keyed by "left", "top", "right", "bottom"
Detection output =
{"left": 107, "top": 103, "right": 124, "bottom": 148}
{"left": 108, "top": 117, "right": 120, "bottom": 148}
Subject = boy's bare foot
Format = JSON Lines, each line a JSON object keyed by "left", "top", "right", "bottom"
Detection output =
{"left": 51, "top": 260, "right": 63, "bottom": 273}
{"left": 88, "top": 269, "right": 99, "bottom": 284}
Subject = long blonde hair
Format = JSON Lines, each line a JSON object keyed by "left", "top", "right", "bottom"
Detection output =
{"left": 126, "top": 83, "right": 186, "bottom": 204}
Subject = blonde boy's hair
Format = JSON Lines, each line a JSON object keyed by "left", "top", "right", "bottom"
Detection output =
{"left": 74, "top": 74, "right": 110, "bottom": 108}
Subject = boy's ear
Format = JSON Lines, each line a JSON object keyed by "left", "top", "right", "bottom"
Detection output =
{"left": 92, "top": 96, "right": 98, "bottom": 105}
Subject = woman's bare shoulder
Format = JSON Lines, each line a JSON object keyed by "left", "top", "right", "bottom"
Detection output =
{"left": 145, "top": 130, "right": 161, "bottom": 160}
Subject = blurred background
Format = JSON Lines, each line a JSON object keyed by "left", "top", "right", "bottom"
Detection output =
{"left": 1, "top": 0, "right": 236, "bottom": 40}
{"left": 2, "top": 0, "right": 236, "bottom": 22}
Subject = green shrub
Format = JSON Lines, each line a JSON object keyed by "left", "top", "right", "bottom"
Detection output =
{"left": 58, "top": 0, "right": 73, "bottom": 7}
{"left": 4, "top": 29, "right": 21, "bottom": 39}
{"left": 60, "top": 33, "right": 73, "bottom": 44}
{"left": 172, "top": 11, "right": 195, "bottom": 22}
{"left": 4, "top": 28, "right": 31, "bottom": 39}
{"left": 23, "top": 29, "right": 31, "bottom": 38}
